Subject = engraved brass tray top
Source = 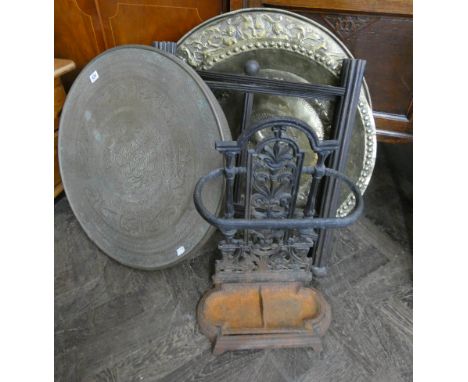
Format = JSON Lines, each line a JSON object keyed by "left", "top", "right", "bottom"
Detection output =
{"left": 176, "top": 8, "right": 377, "bottom": 216}
{"left": 59, "top": 45, "right": 231, "bottom": 269}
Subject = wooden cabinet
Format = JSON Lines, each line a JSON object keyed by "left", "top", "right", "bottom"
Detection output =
{"left": 231, "top": 0, "right": 413, "bottom": 143}
{"left": 55, "top": 0, "right": 226, "bottom": 89}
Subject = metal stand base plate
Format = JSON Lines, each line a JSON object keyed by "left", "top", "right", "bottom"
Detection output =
{"left": 197, "top": 282, "right": 331, "bottom": 354}
{"left": 214, "top": 332, "right": 323, "bottom": 355}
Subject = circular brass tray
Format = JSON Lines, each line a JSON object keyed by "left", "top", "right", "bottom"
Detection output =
{"left": 177, "top": 8, "right": 376, "bottom": 216}
{"left": 59, "top": 45, "right": 230, "bottom": 269}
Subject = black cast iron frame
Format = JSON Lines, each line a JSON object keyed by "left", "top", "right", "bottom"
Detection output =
{"left": 152, "top": 41, "right": 367, "bottom": 274}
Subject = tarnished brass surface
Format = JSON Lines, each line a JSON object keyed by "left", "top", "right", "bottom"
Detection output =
{"left": 59, "top": 45, "right": 231, "bottom": 269}
{"left": 177, "top": 9, "right": 377, "bottom": 216}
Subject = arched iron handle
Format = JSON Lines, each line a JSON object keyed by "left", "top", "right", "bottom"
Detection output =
{"left": 193, "top": 167, "right": 363, "bottom": 231}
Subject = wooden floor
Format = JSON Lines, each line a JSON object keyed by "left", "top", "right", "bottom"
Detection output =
{"left": 55, "top": 143, "right": 413, "bottom": 382}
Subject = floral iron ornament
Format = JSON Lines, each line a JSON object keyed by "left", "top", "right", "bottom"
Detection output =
{"left": 194, "top": 116, "right": 364, "bottom": 283}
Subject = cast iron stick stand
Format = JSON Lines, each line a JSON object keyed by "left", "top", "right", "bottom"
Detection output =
{"left": 153, "top": 41, "right": 366, "bottom": 353}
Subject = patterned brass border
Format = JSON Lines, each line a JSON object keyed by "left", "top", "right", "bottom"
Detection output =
{"left": 177, "top": 9, "right": 377, "bottom": 216}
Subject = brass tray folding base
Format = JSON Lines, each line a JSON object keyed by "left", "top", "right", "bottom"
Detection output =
{"left": 197, "top": 282, "right": 331, "bottom": 354}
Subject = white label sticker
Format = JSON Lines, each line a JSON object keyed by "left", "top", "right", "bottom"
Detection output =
{"left": 176, "top": 246, "right": 185, "bottom": 256}
{"left": 89, "top": 70, "right": 99, "bottom": 83}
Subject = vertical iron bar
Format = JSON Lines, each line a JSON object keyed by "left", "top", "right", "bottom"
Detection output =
{"left": 244, "top": 150, "right": 254, "bottom": 243}
{"left": 224, "top": 153, "right": 236, "bottom": 219}
{"left": 234, "top": 92, "right": 254, "bottom": 205}
{"left": 241, "top": 93, "right": 254, "bottom": 133}
{"left": 234, "top": 60, "right": 258, "bottom": 204}
{"left": 304, "top": 153, "right": 327, "bottom": 218}
{"left": 312, "top": 59, "right": 366, "bottom": 271}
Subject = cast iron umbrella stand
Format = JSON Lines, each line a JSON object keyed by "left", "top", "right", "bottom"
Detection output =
{"left": 154, "top": 41, "right": 366, "bottom": 353}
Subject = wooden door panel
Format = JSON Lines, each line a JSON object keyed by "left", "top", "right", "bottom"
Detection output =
{"left": 96, "top": 0, "right": 223, "bottom": 49}
{"left": 106, "top": 4, "right": 204, "bottom": 46}
{"left": 54, "top": 0, "right": 104, "bottom": 68}
{"left": 55, "top": 0, "right": 107, "bottom": 90}
{"left": 55, "top": 0, "right": 224, "bottom": 89}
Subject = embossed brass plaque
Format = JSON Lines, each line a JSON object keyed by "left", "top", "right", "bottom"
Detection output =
{"left": 59, "top": 45, "right": 231, "bottom": 269}
{"left": 177, "top": 9, "right": 377, "bottom": 216}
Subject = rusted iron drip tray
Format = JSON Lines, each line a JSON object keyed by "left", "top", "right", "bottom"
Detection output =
{"left": 197, "top": 282, "right": 331, "bottom": 354}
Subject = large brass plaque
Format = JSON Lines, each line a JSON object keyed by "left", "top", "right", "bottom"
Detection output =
{"left": 59, "top": 45, "right": 230, "bottom": 269}
{"left": 177, "top": 9, "right": 377, "bottom": 216}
